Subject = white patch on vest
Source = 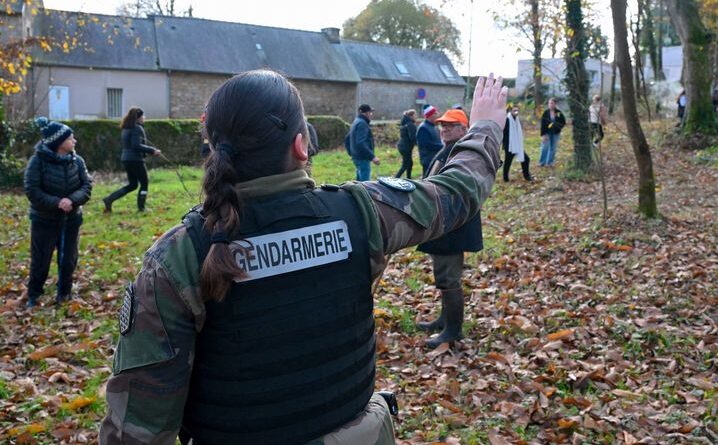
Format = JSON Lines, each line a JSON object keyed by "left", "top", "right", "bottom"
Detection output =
{"left": 231, "top": 220, "right": 353, "bottom": 282}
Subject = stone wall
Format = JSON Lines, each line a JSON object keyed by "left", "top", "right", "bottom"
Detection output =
{"left": 169, "top": 72, "right": 358, "bottom": 121}
{"left": 169, "top": 72, "right": 229, "bottom": 118}
{"left": 292, "top": 79, "right": 356, "bottom": 122}
{"left": 356, "top": 80, "right": 465, "bottom": 121}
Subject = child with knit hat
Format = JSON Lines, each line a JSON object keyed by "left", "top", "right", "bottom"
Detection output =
{"left": 23, "top": 117, "right": 92, "bottom": 307}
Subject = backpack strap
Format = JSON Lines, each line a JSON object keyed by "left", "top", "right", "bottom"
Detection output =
{"left": 181, "top": 205, "right": 211, "bottom": 268}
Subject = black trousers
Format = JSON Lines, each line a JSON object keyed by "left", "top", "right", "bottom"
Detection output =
{"left": 503, "top": 149, "right": 531, "bottom": 181}
{"left": 104, "top": 161, "right": 149, "bottom": 210}
{"left": 590, "top": 123, "right": 604, "bottom": 143}
{"left": 395, "top": 149, "right": 413, "bottom": 179}
{"left": 28, "top": 216, "right": 82, "bottom": 298}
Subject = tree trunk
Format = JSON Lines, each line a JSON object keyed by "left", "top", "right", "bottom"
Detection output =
{"left": 609, "top": 49, "right": 617, "bottom": 115}
{"left": 611, "top": 0, "right": 658, "bottom": 218}
{"left": 531, "top": 0, "right": 544, "bottom": 118}
{"left": 666, "top": 0, "right": 718, "bottom": 134}
{"left": 644, "top": 0, "right": 665, "bottom": 80}
{"left": 564, "top": 0, "right": 592, "bottom": 172}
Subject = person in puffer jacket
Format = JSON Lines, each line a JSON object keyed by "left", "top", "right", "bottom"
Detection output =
{"left": 23, "top": 117, "right": 93, "bottom": 307}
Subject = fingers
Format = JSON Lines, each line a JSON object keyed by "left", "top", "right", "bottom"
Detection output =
{"left": 474, "top": 76, "right": 487, "bottom": 98}
{"left": 482, "top": 73, "right": 494, "bottom": 97}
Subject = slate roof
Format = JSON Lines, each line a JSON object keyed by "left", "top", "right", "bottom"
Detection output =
{"left": 30, "top": 9, "right": 462, "bottom": 86}
{"left": 343, "top": 40, "right": 464, "bottom": 86}
{"left": 32, "top": 10, "right": 159, "bottom": 71}
{"left": 2, "top": 0, "right": 25, "bottom": 15}
{"left": 153, "top": 16, "right": 360, "bottom": 83}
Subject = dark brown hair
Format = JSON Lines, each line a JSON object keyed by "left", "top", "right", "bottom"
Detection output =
{"left": 120, "top": 107, "right": 144, "bottom": 129}
{"left": 200, "top": 70, "right": 307, "bottom": 301}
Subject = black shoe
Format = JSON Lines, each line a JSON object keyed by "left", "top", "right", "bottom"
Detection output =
{"left": 102, "top": 197, "right": 112, "bottom": 214}
{"left": 55, "top": 294, "right": 71, "bottom": 305}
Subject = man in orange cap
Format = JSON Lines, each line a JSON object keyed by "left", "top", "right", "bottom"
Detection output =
{"left": 416, "top": 108, "right": 484, "bottom": 349}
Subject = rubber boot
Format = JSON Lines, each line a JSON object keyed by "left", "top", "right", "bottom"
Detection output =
{"left": 425, "top": 288, "right": 464, "bottom": 349}
{"left": 417, "top": 306, "right": 445, "bottom": 332}
{"left": 102, "top": 196, "right": 112, "bottom": 213}
{"left": 137, "top": 191, "right": 147, "bottom": 212}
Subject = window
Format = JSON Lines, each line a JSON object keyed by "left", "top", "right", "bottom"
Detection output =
{"left": 107, "top": 88, "right": 123, "bottom": 119}
{"left": 394, "top": 62, "right": 410, "bottom": 76}
{"left": 440, "top": 64, "right": 455, "bottom": 80}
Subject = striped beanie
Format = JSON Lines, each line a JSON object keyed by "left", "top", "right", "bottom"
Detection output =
{"left": 35, "top": 117, "right": 73, "bottom": 151}
{"left": 423, "top": 104, "right": 438, "bottom": 119}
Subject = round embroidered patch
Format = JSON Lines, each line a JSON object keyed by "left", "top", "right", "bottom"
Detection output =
{"left": 119, "top": 283, "right": 135, "bottom": 335}
{"left": 377, "top": 176, "right": 416, "bottom": 192}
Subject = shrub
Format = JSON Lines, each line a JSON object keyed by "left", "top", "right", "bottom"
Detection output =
{"left": 7, "top": 119, "right": 204, "bottom": 171}
{"left": 0, "top": 120, "right": 25, "bottom": 188}
{"left": 307, "top": 115, "right": 350, "bottom": 150}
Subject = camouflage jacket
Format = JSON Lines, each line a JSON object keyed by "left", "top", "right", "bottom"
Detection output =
{"left": 99, "top": 121, "right": 501, "bottom": 444}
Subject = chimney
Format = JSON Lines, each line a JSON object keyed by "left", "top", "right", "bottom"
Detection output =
{"left": 321, "top": 27, "right": 340, "bottom": 44}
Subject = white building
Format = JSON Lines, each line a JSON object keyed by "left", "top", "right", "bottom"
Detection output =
{"left": 515, "top": 57, "right": 614, "bottom": 101}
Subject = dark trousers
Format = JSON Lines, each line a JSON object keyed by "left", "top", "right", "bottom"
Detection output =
{"left": 590, "top": 123, "right": 604, "bottom": 143}
{"left": 28, "top": 216, "right": 82, "bottom": 298}
{"left": 395, "top": 149, "right": 413, "bottom": 179}
{"left": 503, "top": 150, "right": 531, "bottom": 181}
{"left": 104, "top": 161, "right": 149, "bottom": 210}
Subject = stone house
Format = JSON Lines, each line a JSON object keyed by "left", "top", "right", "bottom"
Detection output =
{"left": 5, "top": 6, "right": 464, "bottom": 122}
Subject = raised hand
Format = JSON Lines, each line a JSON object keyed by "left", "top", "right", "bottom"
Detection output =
{"left": 469, "top": 73, "right": 509, "bottom": 129}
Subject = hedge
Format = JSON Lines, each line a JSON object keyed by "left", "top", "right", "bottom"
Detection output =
{"left": 4, "top": 116, "right": 356, "bottom": 173}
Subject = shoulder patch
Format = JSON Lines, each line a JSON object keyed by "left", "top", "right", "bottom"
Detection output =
{"left": 377, "top": 176, "right": 416, "bottom": 192}
{"left": 119, "top": 283, "right": 136, "bottom": 335}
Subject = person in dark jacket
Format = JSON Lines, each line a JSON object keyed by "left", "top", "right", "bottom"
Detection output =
{"left": 102, "top": 107, "right": 161, "bottom": 212}
{"left": 538, "top": 98, "right": 566, "bottom": 167}
{"left": 24, "top": 117, "right": 93, "bottom": 307}
{"left": 394, "top": 109, "right": 417, "bottom": 179}
{"left": 346, "top": 104, "right": 380, "bottom": 181}
{"left": 416, "top": 109, "right": 483, "bottom": 349}
{"left": 99, "top": 70, "right": 508, "bottom": 444}
{"left": 417, "top": 104, "right": 443, "bottom": 176}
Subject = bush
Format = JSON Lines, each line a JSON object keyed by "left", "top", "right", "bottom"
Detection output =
{"left": 371, "top": 121, "right": 401, "bottom": 147}
{"left": 7, "top": 119, "right": 204, "bottom": 172}
{"left": 0, "top": 120, "right": 25, "bottom": 188}
{"left": 307, "top": 115, "right": 350, "bottom": 150}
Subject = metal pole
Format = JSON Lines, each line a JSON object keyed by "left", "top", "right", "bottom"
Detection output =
{"left": 464, "top": 0, "right": 475, "bottom": 106}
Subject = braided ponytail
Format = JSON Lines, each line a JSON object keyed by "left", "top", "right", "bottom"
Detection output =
{"left": 199, "top": 147, "right": 247, "bottom": 301}
{"left": 198, "top": 70, "right": 308, "bottom": 302}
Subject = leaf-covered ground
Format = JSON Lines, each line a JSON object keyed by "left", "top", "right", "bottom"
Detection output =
{"left": 0, "top": 121, "right": 716, "bottom": 444}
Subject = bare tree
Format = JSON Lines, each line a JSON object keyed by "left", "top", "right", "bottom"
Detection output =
{"left": 611, "top": 0, "right": 658, "bottom": 218}
{"left": 665, "top": 0, "right": 718, "bottom": 134}
{"left": 117, "top": 0, "right": 193, "bottom": 18}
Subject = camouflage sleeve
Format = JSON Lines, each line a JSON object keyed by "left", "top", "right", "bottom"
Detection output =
{"left": 100, "top": 226, "right": 203, "bottom": 445}
{"left": 343, "top": 120, "right": 501, "bottom": 279}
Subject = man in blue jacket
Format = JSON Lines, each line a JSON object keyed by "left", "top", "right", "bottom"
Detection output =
{"left": 417, "top": 104, "right": 443, "bottom": 176}
{"left": 347, "top": 104, "right": 380, "bottom": 181}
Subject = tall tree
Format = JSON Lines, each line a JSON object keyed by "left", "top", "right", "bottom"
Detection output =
{"left": 564, "top": 0, "right": 592, "bottom": 172}
{"left": 116, "top": 0, "right": 193, "bottom": 18}
{"left": 342, "top": 0, "right": 461, "bottom": 59}
{"left": 611, "top": 0, "right": 658, "bottom": 218}
{"left": 640, "top": 0, "right": 664, "bottom": 80}
{"left": 491, "top": 0, "right": 562, "bottom": 116}
{"left": 666, "top": 0, "right": 718, "bottom": 134}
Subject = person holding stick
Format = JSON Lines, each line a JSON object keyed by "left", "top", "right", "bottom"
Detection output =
{"left": 24, "top": 117, "right": 92, "bottom": 307}
{"left": 102, "top": 107, "right": 161, "bottom": 212}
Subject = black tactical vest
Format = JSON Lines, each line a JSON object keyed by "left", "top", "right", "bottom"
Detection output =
{"left": 181, "top": 188, "right": 375, "bottom": 445}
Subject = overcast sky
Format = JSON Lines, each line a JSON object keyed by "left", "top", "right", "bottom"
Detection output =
{"left": 44, "top": 0, "right": 621, "bottom": 78}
